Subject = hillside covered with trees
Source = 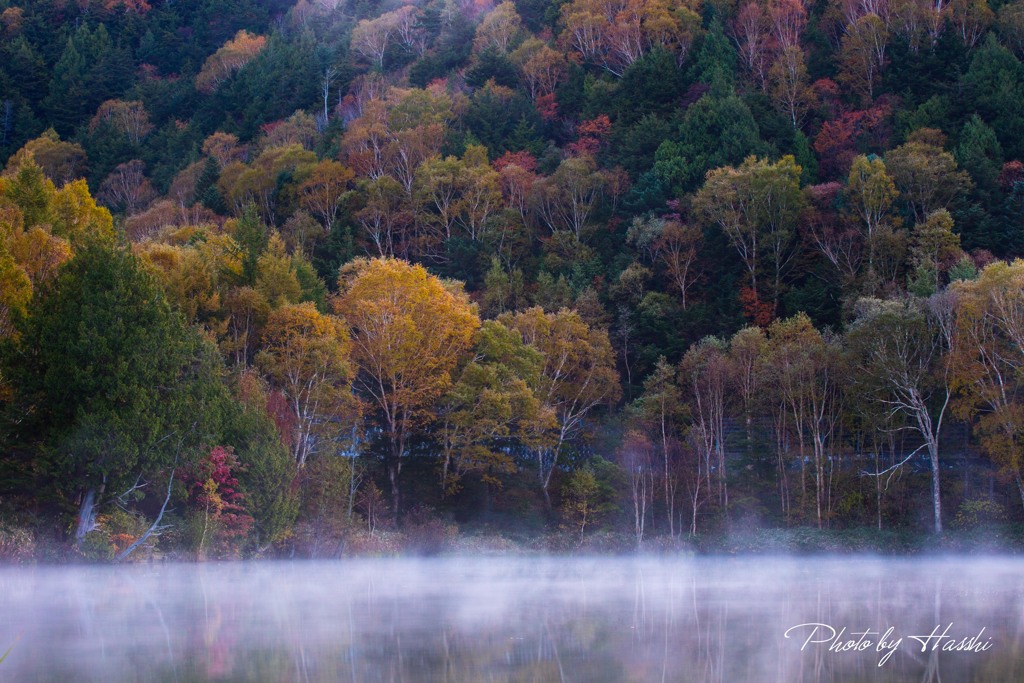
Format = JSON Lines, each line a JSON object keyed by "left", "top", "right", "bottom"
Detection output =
{"left": 3, "top": 0, "right": 1024, "bottom": 558}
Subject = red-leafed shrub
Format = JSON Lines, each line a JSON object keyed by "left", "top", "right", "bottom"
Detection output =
{"left": 183, "top": 446, "right": 254, "bottom": 558}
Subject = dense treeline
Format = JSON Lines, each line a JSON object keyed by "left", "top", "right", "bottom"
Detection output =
{"left": 2, "top": 0, "right": 1024, "bottom": 558}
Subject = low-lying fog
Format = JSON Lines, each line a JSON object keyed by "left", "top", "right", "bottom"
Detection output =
{"left": 0, "top": 556, "right": 1021, "bottom": 682}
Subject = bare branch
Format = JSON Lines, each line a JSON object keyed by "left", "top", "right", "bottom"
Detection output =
{"left": 860, "top": 442, "right": 927, "bottom": 489}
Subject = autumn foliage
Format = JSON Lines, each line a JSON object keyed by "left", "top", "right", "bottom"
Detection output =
{"left": 183, "top": 446, "right": 255, "bottom": 558}
{"left": 7, "top": 0, "right": 1024, "bottom": 555}
{"left": 334, "top": 258, "right": 480, "bottom": 509}
{"left": 195, "top": 31, "right": 267, "bottom": 93}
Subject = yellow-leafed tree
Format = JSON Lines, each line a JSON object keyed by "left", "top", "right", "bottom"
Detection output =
{"left": 257, "top": 302, "right": 354, "bottom": 469}
{"left": 333, "top": 258, "right": 479, "bottom": 516}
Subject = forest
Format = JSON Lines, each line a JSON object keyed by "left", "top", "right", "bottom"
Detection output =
{"left": 2, "top": 0, "right": 1024, "bottom": 560}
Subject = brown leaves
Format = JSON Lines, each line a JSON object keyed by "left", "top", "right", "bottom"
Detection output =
{"left": 97, "top": 160, "right": 156, "bottom": 215}
{"left": 949, "top": 261, "right": 1024, "bottom": 480}
{"left": 89, "top": 100, "right": 153, "bottom": 145}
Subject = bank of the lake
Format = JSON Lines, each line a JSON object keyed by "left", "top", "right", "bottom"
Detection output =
{"left": 4, "top": 517, "right": 1024, "bottom": 564}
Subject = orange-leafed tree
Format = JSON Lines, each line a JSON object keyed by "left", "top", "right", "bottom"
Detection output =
{"left": 195, "top": 30, "right": 267, "bottom": 93}
{"left": 202, "top": 131, "right": 248, "bottom": 167}
{"left": 516, "top": 41, "right": 568, "bottom": 99}
{"left": 495, "top": 151, "right": 539, "bottom": 219}
{"left": 10, "top": 224, "right": 71, "bottom": 287}
{"left": 339, "top": 89, "right": 451, "bottom": 195}
{"left": 298, "top": 160, "right": 355, "bottom": 237}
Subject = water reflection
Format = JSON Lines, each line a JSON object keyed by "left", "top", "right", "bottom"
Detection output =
{"left": 0, "top": 557, "right": 1021, "bottom": 682}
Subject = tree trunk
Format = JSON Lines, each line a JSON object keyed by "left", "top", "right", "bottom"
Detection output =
{"left": 441, "top": 446, "right": 452, "bottom": 495}
{"left": 814, "top": 438, "right": 825, "bottom": 530}
{"left": 930, "top": 448, "right": 942, "bottom": 534}
{"left": 347, "top": 462, "right": 357, "bottom": 523}
{"left": 116, "top": 468, "right": 176, "bottom": 563}
{"left": 717, "top": 439, "right": 728, "bottom": 513}
{"left": 661, "top": 412, "right": 675, "bottom": 537}
{"left": 388, "top": 460, "right": 401, "bottom": 525}
{"left": 536, "top": 446, "right": 551, "bottom": 509}
{"left": 1015, "top": 471, "right": 1024, "bottom": 516}
{"left": 875, "top": 449, "right": 883, "bottom": 531}
{"left": 691, "top": 492, "right": 698, "bottom": 537}
{"left": 776, "top": 416, "right": 790, "bottom": 523}
{"left": 539, "top": 431, "right": 567, "bottom": 512}
{"left": 386, "top": 411, "right": 405, "bottom": 524}
{"left": 75, "top": 487, "right": 101, "bottom": 545}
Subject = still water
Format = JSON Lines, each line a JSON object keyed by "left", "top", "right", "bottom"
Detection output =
{"left": 0, "top": 556, "right": 1021, "bottom": 682}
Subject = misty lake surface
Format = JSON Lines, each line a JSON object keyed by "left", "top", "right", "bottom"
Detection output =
{"left": 0, "top": 556, "right": 1022, "bottom": 682}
